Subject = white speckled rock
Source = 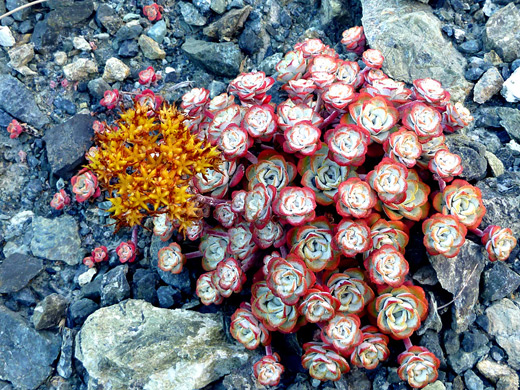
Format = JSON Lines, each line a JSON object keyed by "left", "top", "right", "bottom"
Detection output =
{"left": 102, "top": 57, "right": 130, "bottom": 83}
{"left": 502, "top": 67, "right": 520, "bottom": 103}
{"left": 0, "top": 26, "right": 15, "bottom": 47}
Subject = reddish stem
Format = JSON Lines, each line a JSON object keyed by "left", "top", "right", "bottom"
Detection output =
{"left": 245, "top": 151, "right": 258, "bottom": 164}
{"left": 196, "top": 194, "right": 230, "bottom": 206}
{"left": 470, "top": 228, "right": 484, "bottom": 238}
{"left": 241, "top": 256, "right": 256, "bottom": 272}
{"left": 265, "top": 345, "right": 273, "bottom": 356}
{"left": 404, "top": 337, "right": 413, "bottom": 350}
{"left": 319, "top": 111, "right": 339, "bottom": 130}
{"left": 433, "top": 174, "right": 446, "bottom": 191}
{"left": 206, "top": 229, "right": 229, "bottom": 238}
{"left": 280, "top": 246, "right": 288, "bottom": 258}
{"left": 185, "top": 250, "right": 202, "bottom": 259}
{"left": 131, "top": 226, "right": 139, "bottom": 248}
{"left": 204, "top": 110, "right": 215, "bottom": 120}
{"left": 358, "top": 174, "right": 367, "bottom": 181}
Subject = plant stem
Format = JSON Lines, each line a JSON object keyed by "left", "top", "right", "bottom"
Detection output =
{"left": 245, "top": 151, "right": 258, "bottom": 164}
{"left": 185, "top": 250, "right": 202, "bottom": 259}
{"left": 403, "top": 337, "right": 413, "bottom": 350}
{"left": 0, "top": 0, "right": 48, "bottom": 20}
{"left": 265, "top": 345, "right": 273, "bottom": 356}
{"left": 131, "top": 225, "right": 139, "bottom": 248}
{"left": 433, "top": 174, "right": 446, "bottom": 191}
{"left": 196, "top": 194, "right": 230, "bottom": 206}
{"left": 358, "top": 174, "right": 367, "bottom": 181}
{"left": 470, "top": 228, "right": 484, "bottom": 238}
{"left": 319, "top": 111, "right": 339, "bottom": 130}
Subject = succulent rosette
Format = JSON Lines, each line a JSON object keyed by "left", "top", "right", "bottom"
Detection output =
{"left": 251, "top": 281, "right": 299, "bottom": 333}
{"left": 253, "top": 354, "right": 285, "bottom": 386}
{"left": 193, "top": 160, "right": 240, "bottom": 199}
{"left": 368, "top": 218, "right": 410, "bottom": 254}
{"left": 362, "top": 49, "right": 384, "bottom": 69}
{"left": 138, "top": 66, "right": 157, "bottom": 86}
{"left": 282, "top": 121, "right": 322, "bottom": 156}
{"left": 213, "top": 203, "right": 238, "bottom": 229}
{"left": 262, "top": 251, "right": 282, "bottom": 276}
{"left": 401, "top": 102, "right": 443, "bottom": 142}
{"left": 207, "top": 104, "right": 243, "bottom": 145}
{"left": 302, "top": 342, "right": 350, "bottom": 381}
{"left": 416, "top": 135, "right": 448, "bottom": 169}
{"left": 92, "top": 246, "right": 108, "bottom": 263}
{"left": 307, "top": 54, "right": 339, "bottom": 77}
{"left": 272, "top": 186, "right": 317, "bottom": 226}
{"left": 482, "top": 225, "right": 517, "bottom": 262}
{"left": 230, "top": 304, "right": 271, "bottom": 350}
{"left": 383, "top": 128, "right": 422, "bottom": 168}
{"left": 412, "top": 78, "right": 450, "bottom": 107}
{"left": 422, "top": 214, "right": 467, "bottom": 258}
{"left": 135, "top": 89, "right": 163, "bottom": 111}
{"left": 152, "top": 214, "right": 175, "bottom": 241}
{"left": 363, "top": 245, "right": 409, "bottom": 287}
{"left": 277, "top": 99, "right": 323, "bottom": 131}
{"left": 298, "top": 286, "right": 341, "bottom": 323}
{"left": 350, "top": 326, "right": 390, "bottom": 370}
{"left": 288, "top": 217, "right": 340, "bottom": 272}
{"left": 116, "top": 241, "right": 136, "bottom": 263}
{"left": 83, "top": 256, "right": 95, "bottom": 268}
{"left": 324, "top": 124, "right": 371, "bottom": 166}
{"left": 397, "top": 346, "right": 441, "bottom": 389}
{"left": 349, "top": 94, "right": 399, "bottom": 144}
{"left": 143, "top": 3, "right": 162, "bottom": 21}
{"left": 366, "top": 158, "right": 409, "bottom": 205}
{"left": 7, "top": 119, "right": 24, "bottom": 138}
{"left": 212, "top": 257, "right": 246, "bottom": 297}
{"left": 231, "top": 190, "right": 247, "bottom": 214}
{"left": 335, "top": 177, "right": 377, "bottom": 219}
{"left": 336, "top": 60, "right": 362, "bottom": 87}
{"left": 266, "top": 254, "right": 316, "bottom": 305}
{"left": 199, "top": 231, "right": 230, "bottom": 271}
{"left": 369, "top": 285, "right": 428, "bottom": 339}
{"left": 243, "top": 183, "right": 276, "bottom": 228}
{"left": 341, "top": 26, "right": 365, "bottom": 54}
{"left": 50, "top": 189, "right": 71, "bottom": 210}
{"left": 428, "top": 149, "right": 463, "bottom": 181}
{"left": 242, "top": 104, "right": 277, "bottom": 141}
{"left": 180, "top": 87, "right": 210, "bottom": 117}
{"left": 252, "top": 220, "right": 285, "bottom": 249}
{"left": 228, "top": 222, "right": 257, "bottom": 261}
{"left": 218, "top": 124, "right": 253, "bottom": 160}
{"left": 321, "top": 313, "right": 363, "bottom": 356}
{"left": 294, "top": 38, "right": 328, "bottom": 58}
{"left": 322, "top": 82, "right": 357, "bottom": 112}
{"left": 196, "top": 271, "right": 224, "bottom": 305}
{"left": 71, "top": 169, "right": 101, "bottom": 202}
{"left": 432, "top": 179, "right": 486, "bottom": 229}
{"left": 299, "top": 144, "right": 351, "bottom": 206}
{"left": 442, "top": 102, "right": 473, "bottom": 132}
{"left": 334, "top": 219, "right": 372, "bottom": 257}
{"left": 364, "top": 78, "right": 412, "bottom": 104}
{"left": 207, "top": 92, "right": 235, "bottom": 113}
{"left": 246, "top": 150, "right": 297, "bottom": 192}
{"left": 364, "top": 69, "right": 388, "bottom": 85}
{"left": 229, "top": 71, "right": 274, "bottom": 105}
{"left": 186, "top": 220, "right": 203, "bottom": 241}
{"left": 282, "top": 79, "right": 317, "bottom": 104}
{"left": 157, "top": 242, "right": 186, "bottom": 274}
{"left": 327, "top": 269, "right": 375, "bottom": 314}
{"left": 100, "top": 89, "right": 120, "bottom": 110}
{"left": 276, "top": 50, "right": 307, "bottom": 82}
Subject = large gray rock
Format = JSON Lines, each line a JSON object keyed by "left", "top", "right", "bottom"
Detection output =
{"left": 0, "top": 75, "right": 49, "bottom": 129}
{"left": 30, "top": 215, "right": 83, "bottom": 265}
{"left": 46, "top": 0, "right": 94, "bottom": 28}
{"left": 0, "top": 305, "right": 61, "bottom": 389}
{"left": 182, "top": 38, "right": 243, "bottom": 77}
{"left": 0, "top": 253, "right": 43, "bottom": 294}
{"left": 361, "top": 0, "right": 472, "bottom": 102}
{"left": 43, "top": 114, "right": 95, "bottom": 178}
{"left": 483, "top": 299, "right": 520, "bottom": 369}
{"left": 75, "top": 300, "right": 253, "bottom": 390}
{"left": 484, "top": 3, "right": 520, "bottom": 63}
{"left": 482, "top": 262, "right": 520, "bottom": 303}
{"left": 428, "top": 241, "right": 486, "bottom": 332}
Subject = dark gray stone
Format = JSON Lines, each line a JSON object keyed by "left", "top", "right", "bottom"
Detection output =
{"left": 6, "top": 0, "right": 29, "bottom": 21}
{"left": 0, "top": 253, "right": 43, "bottom": 293}
{"left": 484, "top": 3, "right": 520, "bottom": 63}
{"left": 46, "top": 0, "right": 94, "bottom": 28}
{"left": 0, "top": 305, "right": 60, "bottom": 389}
{"left": 0, "top": 75, "right": 49, "bottom": 129}
{"left": 100, "top": 265, "right": 130, "bottom": 307}
{"left": 31, "top": 20, "right": 58, "bottom": 52}
{"left": 445, "top": 134, "right": 487, "bottom": 181}
{"left": 464, "top": 370, "right": 484, "bottom": 390}
{"left": 444, "top": 329, "right": 460, "bottom": 356}
{"left": 118, "top": 39, "right": 139, "bottom": 58}
{"left": 115, "top": 22, "right": 143, "bottom": 42}
{"left": 482, "top": 262, "right": 520, "bottom": 302}
{"left": 95, "top": 4, "right": 121, "bottom": 35}
{"left": 462, "top": 329, "right": 489, "bottom": 353}
{"left": 157, "top": 285, "right": 179, "bottom": 308}
{"left": 496, "top": 107, "right": 520, "bottom": 143}
{"left": 420, "top": 330, "right": 446, "bottom": 369}
{"left": 204, "top": 6, "right": 252, "bottom": 41}
{"left": 182, "top": 37, "right": 243, "bottom": 77}
{"left": 54, "top": 97, "right": 77, "bottom": 115}
{"left": 147, "top": 20, "right": 167, "bottom": 44}
{"left": 32, "top": 293, "right": 68, "bottom": 330}
{"left": 150, "top": 236, "right": 191, "bottom": 294}
{"left": 57, "top": 327, "right": 74, "bottom": 379}
{"left": 43, "top": 114, "right": 95, "bottom": 178}
{"left": 131, "top": 269, "right": 157, "bottom": 303}
{"left": 448, "top": 344, "right": 491, "bottom": 374}
{"left": 12, "top": 288, "right": 36, "bottom": 306}
{"left": 460, "top": 40, "right": 481, "bottom": 54}
{"left": 69, "top": 298, "right": 98, "bottom": 326}
{"left": 87, "top": 77, "right": 111, "bottom": 99}
{"left": 417, "top": 292, "right": 443, "bottom": 335}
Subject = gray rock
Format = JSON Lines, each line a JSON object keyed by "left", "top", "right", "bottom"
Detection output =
{"left": 461, "top": 329, "right": 489, "bottom": 353}
{"left": 444, "top": 329, "right": 460, "bottom": 356}
{"left": 203, "top": 6, "right": 251, "bottom": 41}
{"left": 75, "top": 300, "right": 253, "bottom": 390}
{"left": 0, "top": 253, "right": 42, "bottom": 293}
{"left": 468, "top": 128, "right": 501, "bottom": 154}
{"left": 496, "top": 107, "right": 520, "bottom": 142}
{"left": 182, "top": 37, "right": 243, "bottom": 77}
{"left": 211, "top": 0, "right": 228, "bottom": 14}
{"left": 95, "top": 4, "right": 122, "bottom": 35}
{"left": 447, "top": 344, "right": 491, "bottom": 374}
{"left": 150, "top": 235, "right": 191, "bottom": 294}
{"left": 483, "top": 299, "right": 520, "bottom": 369}
{"left": 31, "top": 20, "right": 58, "bottom": 52}
{"left": 62, "top": 58, "right": 98, "bottom": 81}
{"left": 0, "top": 161, "right": 29, "bottom": 216}
{"left": 423, "top": 382, "right": 446, "bottom": 390}
{"left": 46, "top": 0, "right": 94, "bottom": 28}
{"left": 464, "top": 370, "right": 484, "bottom": 390}
{"left": 0, "top": 75, "right": 49, "bottom": 129}
{"left": 446, "top": 134, "right": 487, "bottom": 181}
{"left": 484, "top": 151, "right": 505, "bottom": 177}
{"left": 147, "top": 20, "right": 167, "bottom": 44}
{"left": 131, "top": 268, "right": 157, "bottom": 303}
{"left": 0, "top": 305, "right": 60, "bottom": 389}
{"left": 417, "top": 292, "right": 443, "bottom": 335}
{"left": 484, "top": 3, "right": 520, "bottom": 63}
{"left": 100, "top": 265, "right": 130, "bottom": 307}
{"left": 473, "top": 67, "right": 504, "bottom": 104}
{"left": 57, "top": 328, "right": 74, "bottom": 379}
{"left": 476, "top": 359, "right": 516, "bottom": 383}
{"left": 320, "top": 0, "right": 349, "bottom": 25}
{"left": 0, "top": 26, "right": 15, "bottom": 47}
{"left": 87, "top": 77, "right": 111, "bottom": 99}
{"left": 43, "top": 114, "right": 95, "bottom": 178}
{"left": 501, "top": 67, "right": 520, "bottom": 103}
{"left": 428, "top": 240, "right": 487, "bottom": 332}
{"left": 102, "top": 57, "right": 130, "bottom": 83}
{"left": 115, "top": 21, "right": 143, "bottom": 41}
{"left": 30, "top": 215, "right": 83, "bottom": 265}
{"left": 72, "top": 36, "right": 91, "bottom": 52}
{"left": 118, "top": 39, "right": 139, "bottom": 58}
{"left": 138, "top": 34, "right": 166, "bottom": 60}
{"left": 8, "top": 43, "right": 34, "bottom": 69}
{"left": 420, "top": 330, "right": 446, "bottom": 368}
{"left": 482, "top": 262, "right": 520, "bottom": 302}
{"left": 460, "top": 39, "right": 481, "bottom": 54}
{"left": 68, "top": 298, "right": 98, "bottom": 326}
{"left": 361, "top": 0, "right": 472, "bottom": 102}
{"left": 32, "top": 293, "right": 68, "bottom": 330}
{"left": 179, "top": 2, "right": 207, "bottom": 26}
{"left": 6, "top": 0, "right": 30, "bottom": 21}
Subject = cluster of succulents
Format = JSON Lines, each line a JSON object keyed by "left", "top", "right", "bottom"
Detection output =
{"left": 55, "top": 26, "right": 518, "bottom": 389}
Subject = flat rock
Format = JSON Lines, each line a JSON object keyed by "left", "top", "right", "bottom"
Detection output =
{"left": 75, "top": 300, "right": 253, "bottom": 390}
{"left": 0, "top": 75, "right": 49, "bottom": 129}
{"left": 361, "top": 0, "right": 472, "bottom": 102}
{"left": 473, "top": 67, "right": 503, "bottom": 104}
{"left": 30, "top": 215, "right": 83, "bottom": 265}
{"left": 182, "top": 38, "right": 243, "bottom": 77}
{"left": 203, "top": 6, "right": 252, "bottom": 41}
{"left": 32, "top": 293, "right": 68, "bottom": 330}
{"left": 0, "top": 305, "right": 60, "bottom": 389}
{"left": 0, "top": 253, "right": 43, "bottom": 294}
{"left": 484, "top": 3, "right": 520, "bottom": 63}
{"left": 428, "top": 241, "right": 486, "bottom": 332}
{"left": 43, "top": 114, "right": 95, "bottom": 178}
{"left": 46, "top": 0, "right": 94, "bottom": 28}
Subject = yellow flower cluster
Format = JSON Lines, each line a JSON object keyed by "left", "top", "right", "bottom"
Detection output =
{"left": 87, "top": 102, "right": 221, "bottom": 231}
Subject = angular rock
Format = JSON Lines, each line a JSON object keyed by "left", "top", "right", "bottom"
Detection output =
{"left": 320, "top": 0, "right": 349, "bottom": 25}
{"left": 428, "top": 241, "right": 486, "bottom": 332}
{"left": 483, "top": 299, "right": 520, "bottom": 369}
{"left": 6, "top": 0, "right": 30, "bottom": 21}
{"left": 95, "top": 4, "right": 122, "bottom": 35}
{"left": 46, "top": 0, "right": 94, "bottom": 28}
{"left": 30, "top": 215, "right": 83, "bottom": 265}
{"left": 131, "top": 268, "right": 157, "bottom": 303}
{"left": 482, "top": 262, "right": 520, "bottom": 302}
{"left": 87, "top": 77, "right": 111, "bottom": 99}
{"left": 72, "top": 36, "right": 91, "bottom": 52}
{"left": 484, "top": 151, "right": 505, "bottom": 177}
{"left": 62, "top": 58, "right": 98, "bottom": 81}
{"left": 445, "top": 134, "right": 487, "bottom": 181}
{"left": 32, "top": 293, "right": 68, "bottom": 330}
{"left": 43, "top": 113, "right": 95, "bottom": 178}
{"left": 501, "top": 67, "right": 520, "bottom": 103}
{"left": 0, "top": 26, "right": 15, "bottom": 47}
{"left": 361, "top": 0, "right": 472, "bottom": 101}
{"left": 203, "top": 6, "right": 252, "bottom": 41}
{"left": 0, "top": 161, "right": 29, "bottom": 216}
{"left": 464, "top": 370, "right": 484, "bottom": 390}
{"left": 31, "top": 21, "right": 59, "bottom": 52}
{"left": 102, "top": 57, "right": 130, "bottom": 83}
{"left": 100, "top": 265, "right": 130, "bottom": 307}
{"left": 75, "top": 300, "right": 252, "bottom": 390}
{"left": 182, "top": 37, "right": 243, "bottom": 77}
{"left": 0, "top": 253, "right": 43, "bottom": 293}
{"left": 138, "top": 34, "right": 166, "bottom": 60}
{"left": 116, "top": 21, "right": 143, "bottom": 41}
{"left": 496, "top": 107, "right": 520, "bottom": 142}
{"left": 473, "top": 67, "right": 503, "bottom": 104}
{"left": 0, "top": 305, "right": 60, "bottom": 389}
{"left": 8, "top": 43, "right": 34, "bottom": 69}
{"left": 447, "top": 344, "right": 490, "bottom": 374}
{"left": 423, "top": 382, "right": 446, "bottom": 390}
{"left": 179, "top": 1, "right": 207, "bottom": 26}
{"left": 0, "top": 75, "right": 49, "bottom": 129}
{"left": 484, "top": 3, "right": 520, "bottom": 63}
{"left": 68, "top": 298, "right": 98, "bottom": 327}
{"left": 476, "top": 359, "right": 516, "bottom": 383}
{"left": 147, "top": 20, "right": 167, "bottom": 44}
{"left": 57, "top": 328, "right": 74, "bottom": 379}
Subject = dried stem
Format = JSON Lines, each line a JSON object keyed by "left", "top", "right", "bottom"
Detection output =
{"left": 196, "top": 194, "right": 230, "bottom": 206}
{"left": 0, "top": 0, "right": 48, "bottom": 21}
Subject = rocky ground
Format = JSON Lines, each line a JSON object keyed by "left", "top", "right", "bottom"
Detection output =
{"left": 0, "top": 0, "right": 519, "bottom": 389}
